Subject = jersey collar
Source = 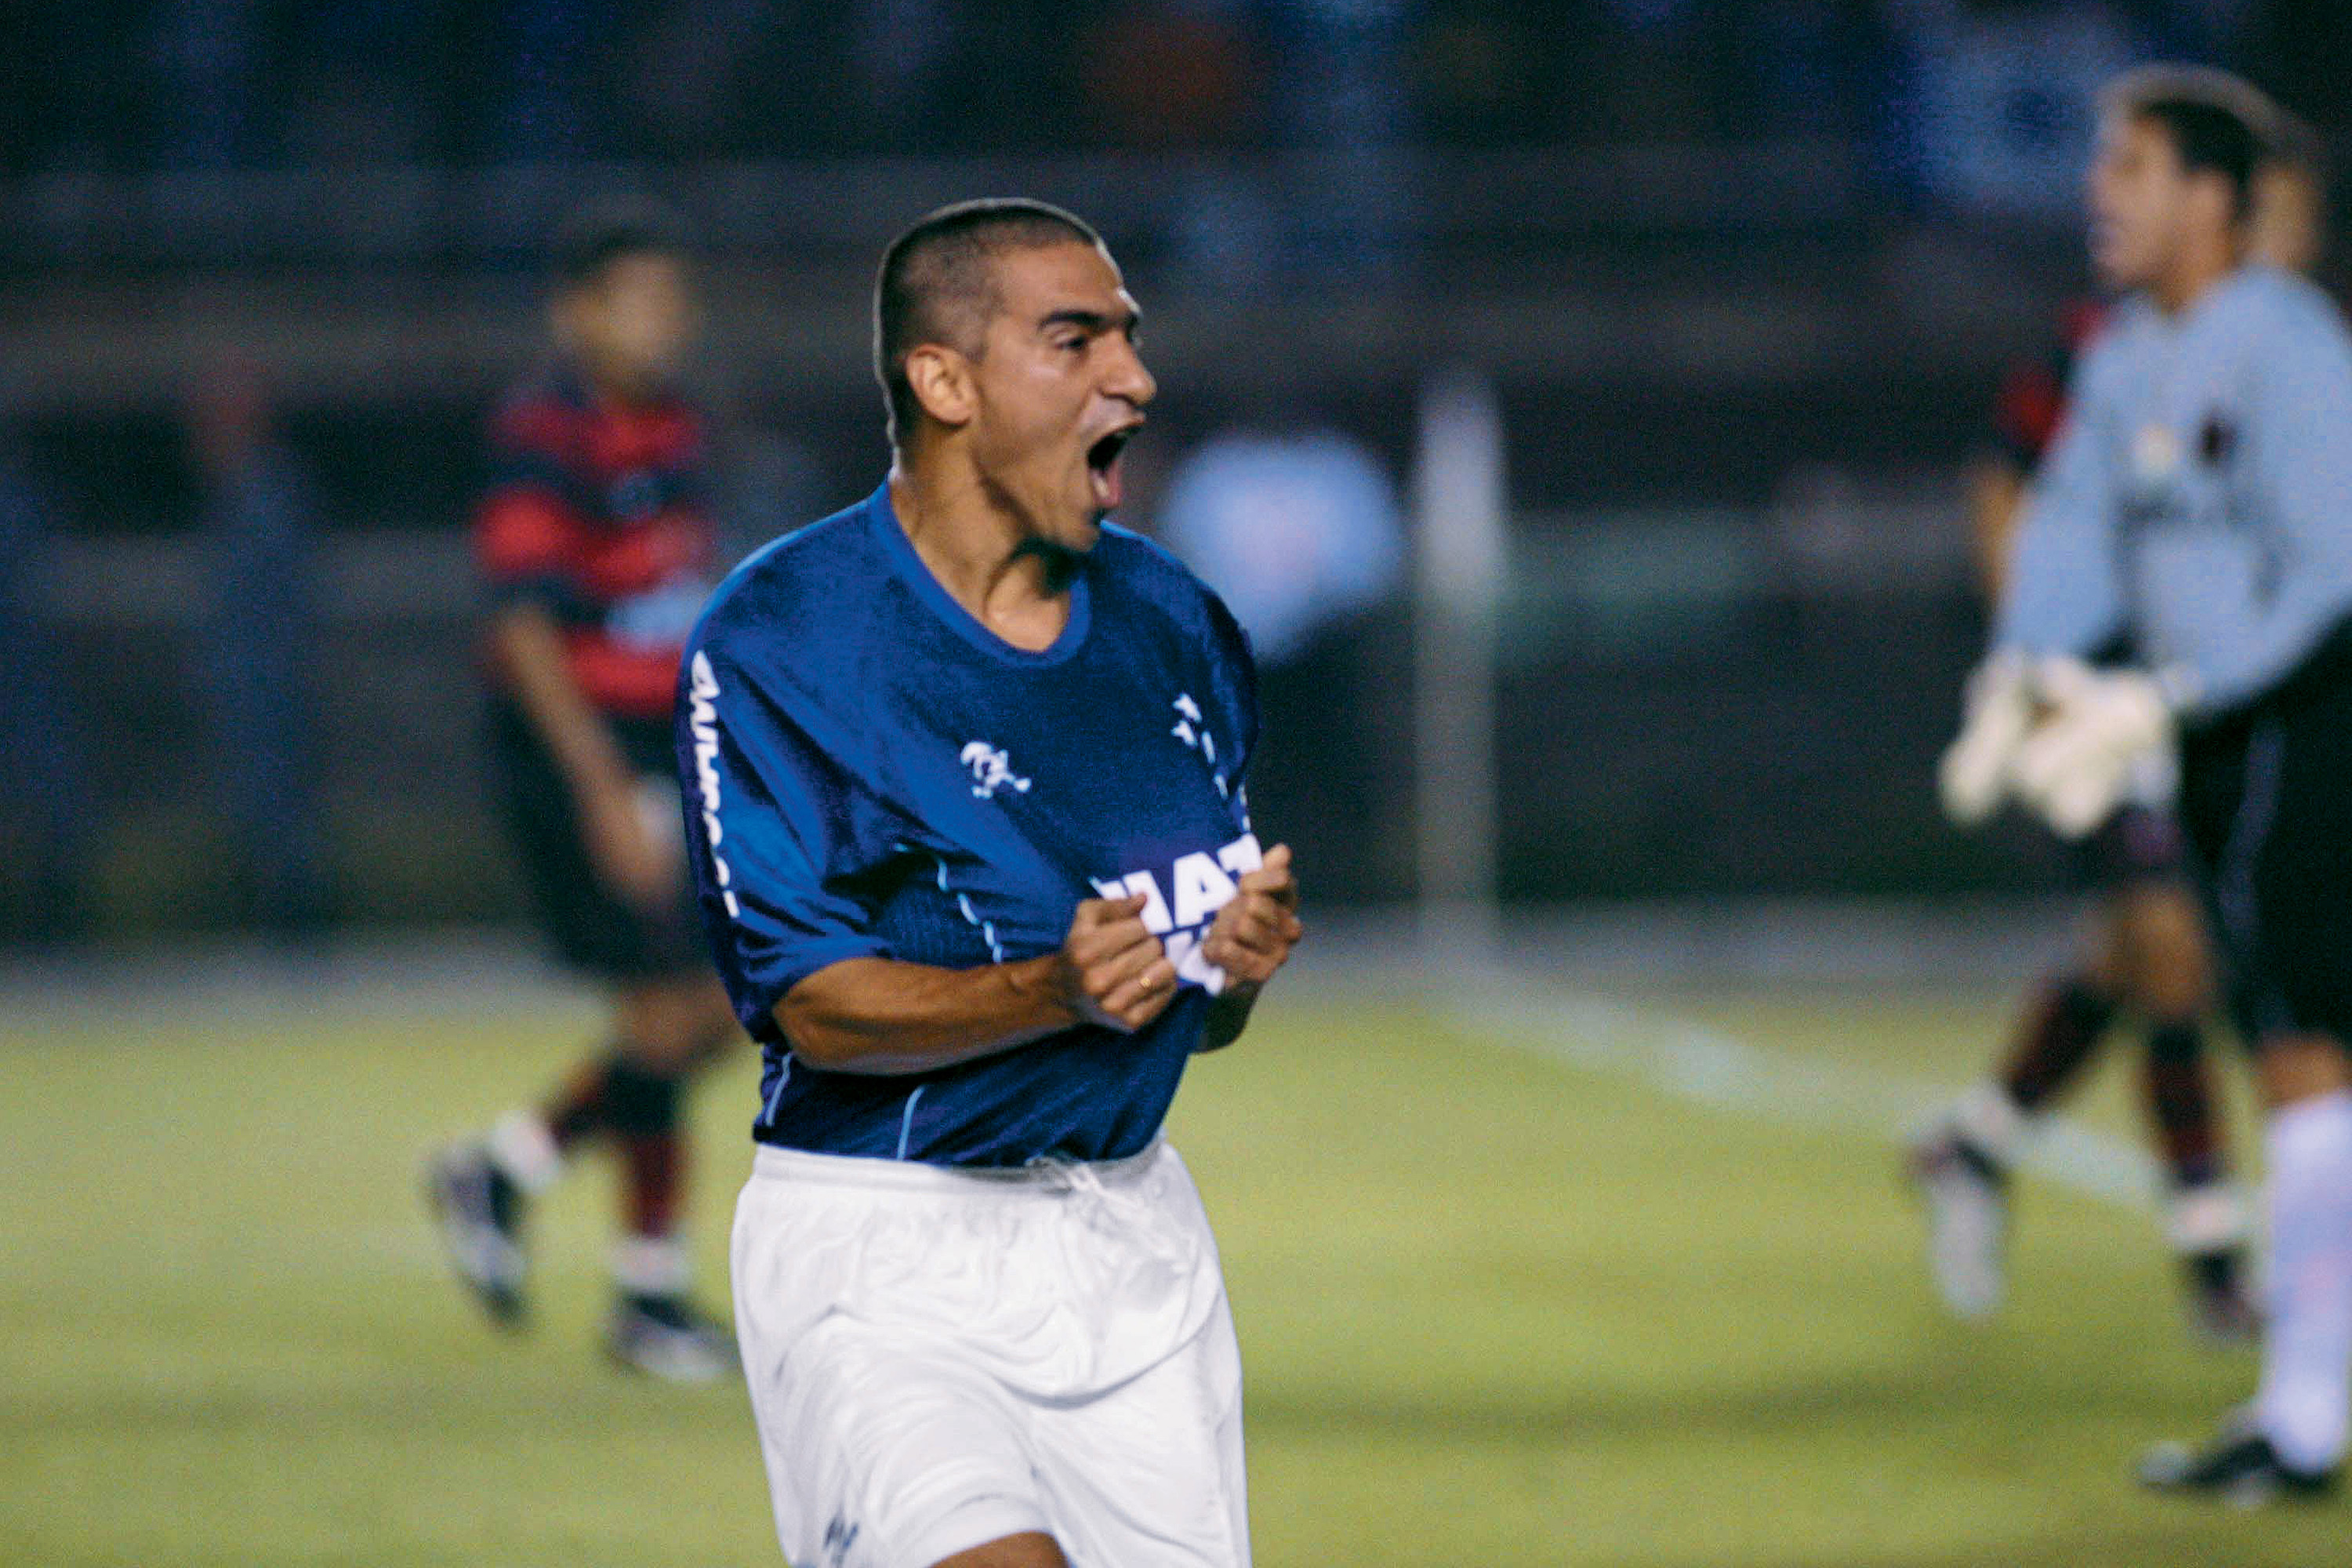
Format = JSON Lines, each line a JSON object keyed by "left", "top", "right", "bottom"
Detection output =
{"left": 863, "top": 482, "right": 1094, "bottom": 668}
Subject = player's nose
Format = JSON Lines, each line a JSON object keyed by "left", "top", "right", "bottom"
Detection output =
{"left": 1101, "top": 336, "right": 1156, "bottom": 408}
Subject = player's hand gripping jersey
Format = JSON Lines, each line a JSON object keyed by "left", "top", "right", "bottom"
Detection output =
{"left": 678, "top": 484, "right": 1260, "bottom": 1167}
{"left": 474, "top": 367, "right": 719, "bottom": 719}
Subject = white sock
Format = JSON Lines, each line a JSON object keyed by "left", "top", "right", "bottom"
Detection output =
{"left": 2255, "top": 1089, "right": 2352, "bottom": 1473}
{"left": 612, "top": 1234, "right": 692, "bottom": 1299}
{"left": 486, "top": 1109, "right": 564, "bottom": 1196}
{"left": 1953, "top": 1080, "right": 2030, "bottom": 1167}
{"left": 2163, "top": 1181, "right": 2250, "bottom": 1256}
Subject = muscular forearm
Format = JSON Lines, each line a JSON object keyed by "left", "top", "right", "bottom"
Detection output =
{"left": 776, "top": 955, "right": 1082, "bottom": 1075}
{"left": 490, "top": 604, "right": 633, "bottom": 802}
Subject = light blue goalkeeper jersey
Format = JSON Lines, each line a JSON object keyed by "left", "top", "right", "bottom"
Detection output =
{"left": 1994, "top": 264, "right": 2352, "bottom": 717}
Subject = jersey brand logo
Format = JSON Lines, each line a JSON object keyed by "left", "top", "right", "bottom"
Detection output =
{"left": 960, "top": 741, "right": 1032, "bottom": 799}
{"left": 686, "top": 652, "right": 741, "bottom": 919}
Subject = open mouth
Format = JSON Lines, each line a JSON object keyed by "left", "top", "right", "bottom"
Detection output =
{"left": 1085, "top": 426, "right": 1137, "bottom": 509}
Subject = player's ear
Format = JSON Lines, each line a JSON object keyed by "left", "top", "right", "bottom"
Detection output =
{"left": 2190, "top": 169, "right": 2239, "bottom": 237}
{"left": 904, "top": 344, "right": 976, "bottom": 430}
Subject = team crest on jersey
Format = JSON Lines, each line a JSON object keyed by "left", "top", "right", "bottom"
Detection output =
{"left": 1092, "top": 831, "right": 1263, "bottom": 995}
{"left": 960, "top": 741, "right": 1032, "bottom": 799}
{"left": 2132, "top": 422, "right": 2181, "bottom": 483}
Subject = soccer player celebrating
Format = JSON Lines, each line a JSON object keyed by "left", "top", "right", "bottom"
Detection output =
{"left": 426, "top": 201, "right": 740, "bottom": 1381}
{"left": 1910, "top": 94, "right": 2330, "bottom": 1338}
{"left": 1943, "top": 69, "right": 2352, "bottom": 1502}
{"left": 681, "top": 199, "right": 1300, "bottom": 1568}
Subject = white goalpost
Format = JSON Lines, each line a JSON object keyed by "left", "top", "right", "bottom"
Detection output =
{"left": 1411, "top": 369, "right": 1507, "bottom": 969}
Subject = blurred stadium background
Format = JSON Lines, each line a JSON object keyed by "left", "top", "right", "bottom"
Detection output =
{"left": 5, "top": 2, "right": 2350, "bottom": 1564}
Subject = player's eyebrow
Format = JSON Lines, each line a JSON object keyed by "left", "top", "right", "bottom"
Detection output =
{"left": 1038, "top": 305, "right": 1142, "bottom": 339}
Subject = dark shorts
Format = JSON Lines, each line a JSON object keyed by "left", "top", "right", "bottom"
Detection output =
{"left": 487, "top": 697, "right": 709, "bottom": 983}
{"left": 2178, "top": 625, "right": 2352, "bottom": 1051}
{"left": 2072, "top": 801, "right": 2189, "bottom": 893}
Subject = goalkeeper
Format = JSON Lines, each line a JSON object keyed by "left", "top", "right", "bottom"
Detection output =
{"left": 1944, "top": 66, "right": 2352, "bottom": 1504}
{"left": 1911, "top": 105, "right": 2329, "bottom": 1341}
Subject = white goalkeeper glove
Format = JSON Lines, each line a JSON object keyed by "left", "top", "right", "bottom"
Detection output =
{"left": 2009, "top": 657, "right": 2173, "bottom": 840}
{"left": 1938, "top": 650, "right": 2035, "bottom": 827}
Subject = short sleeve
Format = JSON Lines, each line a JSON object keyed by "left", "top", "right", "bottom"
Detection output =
{"left": 1201, "top": 587, "right": 1260, "bottom": 826}
{"left": 676, "top": 633, "right": 895, "bottom": 1040}
{"left": 474, "top": 397, "right": 586, "bottom": 612}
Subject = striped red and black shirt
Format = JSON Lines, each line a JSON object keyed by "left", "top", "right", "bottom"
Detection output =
{"left": 1991, "top": 297, "right": 2111, "bottom": 470}
{"left": 474, "top": 365, "right": 719, "bottom": 720}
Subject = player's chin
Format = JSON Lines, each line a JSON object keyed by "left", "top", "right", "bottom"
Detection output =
{"left": 1054, "top": 499, "right": 1109, "bottom": 554}
{"left": 2088, "top": 236, "right": 2138, "bottom": 292}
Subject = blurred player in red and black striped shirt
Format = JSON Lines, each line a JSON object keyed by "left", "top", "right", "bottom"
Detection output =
{"left": 427, "top": 201, "right": 740, "bottom": 1381}
{"left": 1912, "top": 129, "right": 2329, "bottom": 1341}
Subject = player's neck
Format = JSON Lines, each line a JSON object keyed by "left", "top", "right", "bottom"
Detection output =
{"left": 2151, "top": 234, "right": 2238, "bottom": 315}
{"left": 888, "top": 463, "right": 1073, "bottom": 651}
{"left": 575, "top": 357, "right": 660, "bottom": 410}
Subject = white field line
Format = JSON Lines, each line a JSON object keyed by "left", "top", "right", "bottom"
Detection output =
{"left": 1436, "top": 971, "right": 2161, "bottom": 1214}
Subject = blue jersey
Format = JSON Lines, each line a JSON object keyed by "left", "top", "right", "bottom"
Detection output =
{"left": 677, "top": 482, "right": 1261, "bottom": 1167}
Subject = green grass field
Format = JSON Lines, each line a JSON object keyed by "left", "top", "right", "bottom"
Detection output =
{"left": 2, "top": 964, "right": 2337, "bottom": 1566}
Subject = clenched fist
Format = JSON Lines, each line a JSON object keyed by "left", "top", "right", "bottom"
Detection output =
{"left": 1054, "top": 892, "right": 1181, "bottom": 1033}
{"left": 1202, "top": 844, "right": 1302, "bottom": 993}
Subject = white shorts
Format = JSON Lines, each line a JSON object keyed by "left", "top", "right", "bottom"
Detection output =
{"left": 731, "top": 1139, "right": 1249, "bottom": 1568}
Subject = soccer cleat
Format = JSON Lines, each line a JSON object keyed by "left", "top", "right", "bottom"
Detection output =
{"left": 2139, "top": 1428, "right": 2338, "bottom": 1506}
{"left": 424, "top": 1142, "right": 529, "bottom": 1328}
{"left": 1905, "top": 1128, "right": 2009, "bottom": 1319}
{"left": 606, "top": 1294, "right": 739, "bottom": 1384}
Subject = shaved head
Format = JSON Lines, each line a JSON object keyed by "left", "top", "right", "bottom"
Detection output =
{"left": 874, "top": 198, "right": 1104, "bottom": 447}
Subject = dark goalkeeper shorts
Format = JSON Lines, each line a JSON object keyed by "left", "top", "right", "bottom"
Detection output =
{"left": 487, "top": 698, "right": 710, "bottom": 983}
{"left": 2178, "top": 621, "right": 2352, "bottom": 1053}
{"left": 2073, "top": 801, "right": 2189, "bottom": 894}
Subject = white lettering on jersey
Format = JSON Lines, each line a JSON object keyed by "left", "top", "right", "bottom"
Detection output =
{"left": 1090, "top": 831, "right": 1262, "bottom": 996}
{"left": 1170, "top": 851, "right": 1238, "bottom": 929}
{"left": 1117, "top": 870, "right": 1174, "bottom": 935}
{"left": 687, "top": 652, "right": 740, "bottom": 919}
